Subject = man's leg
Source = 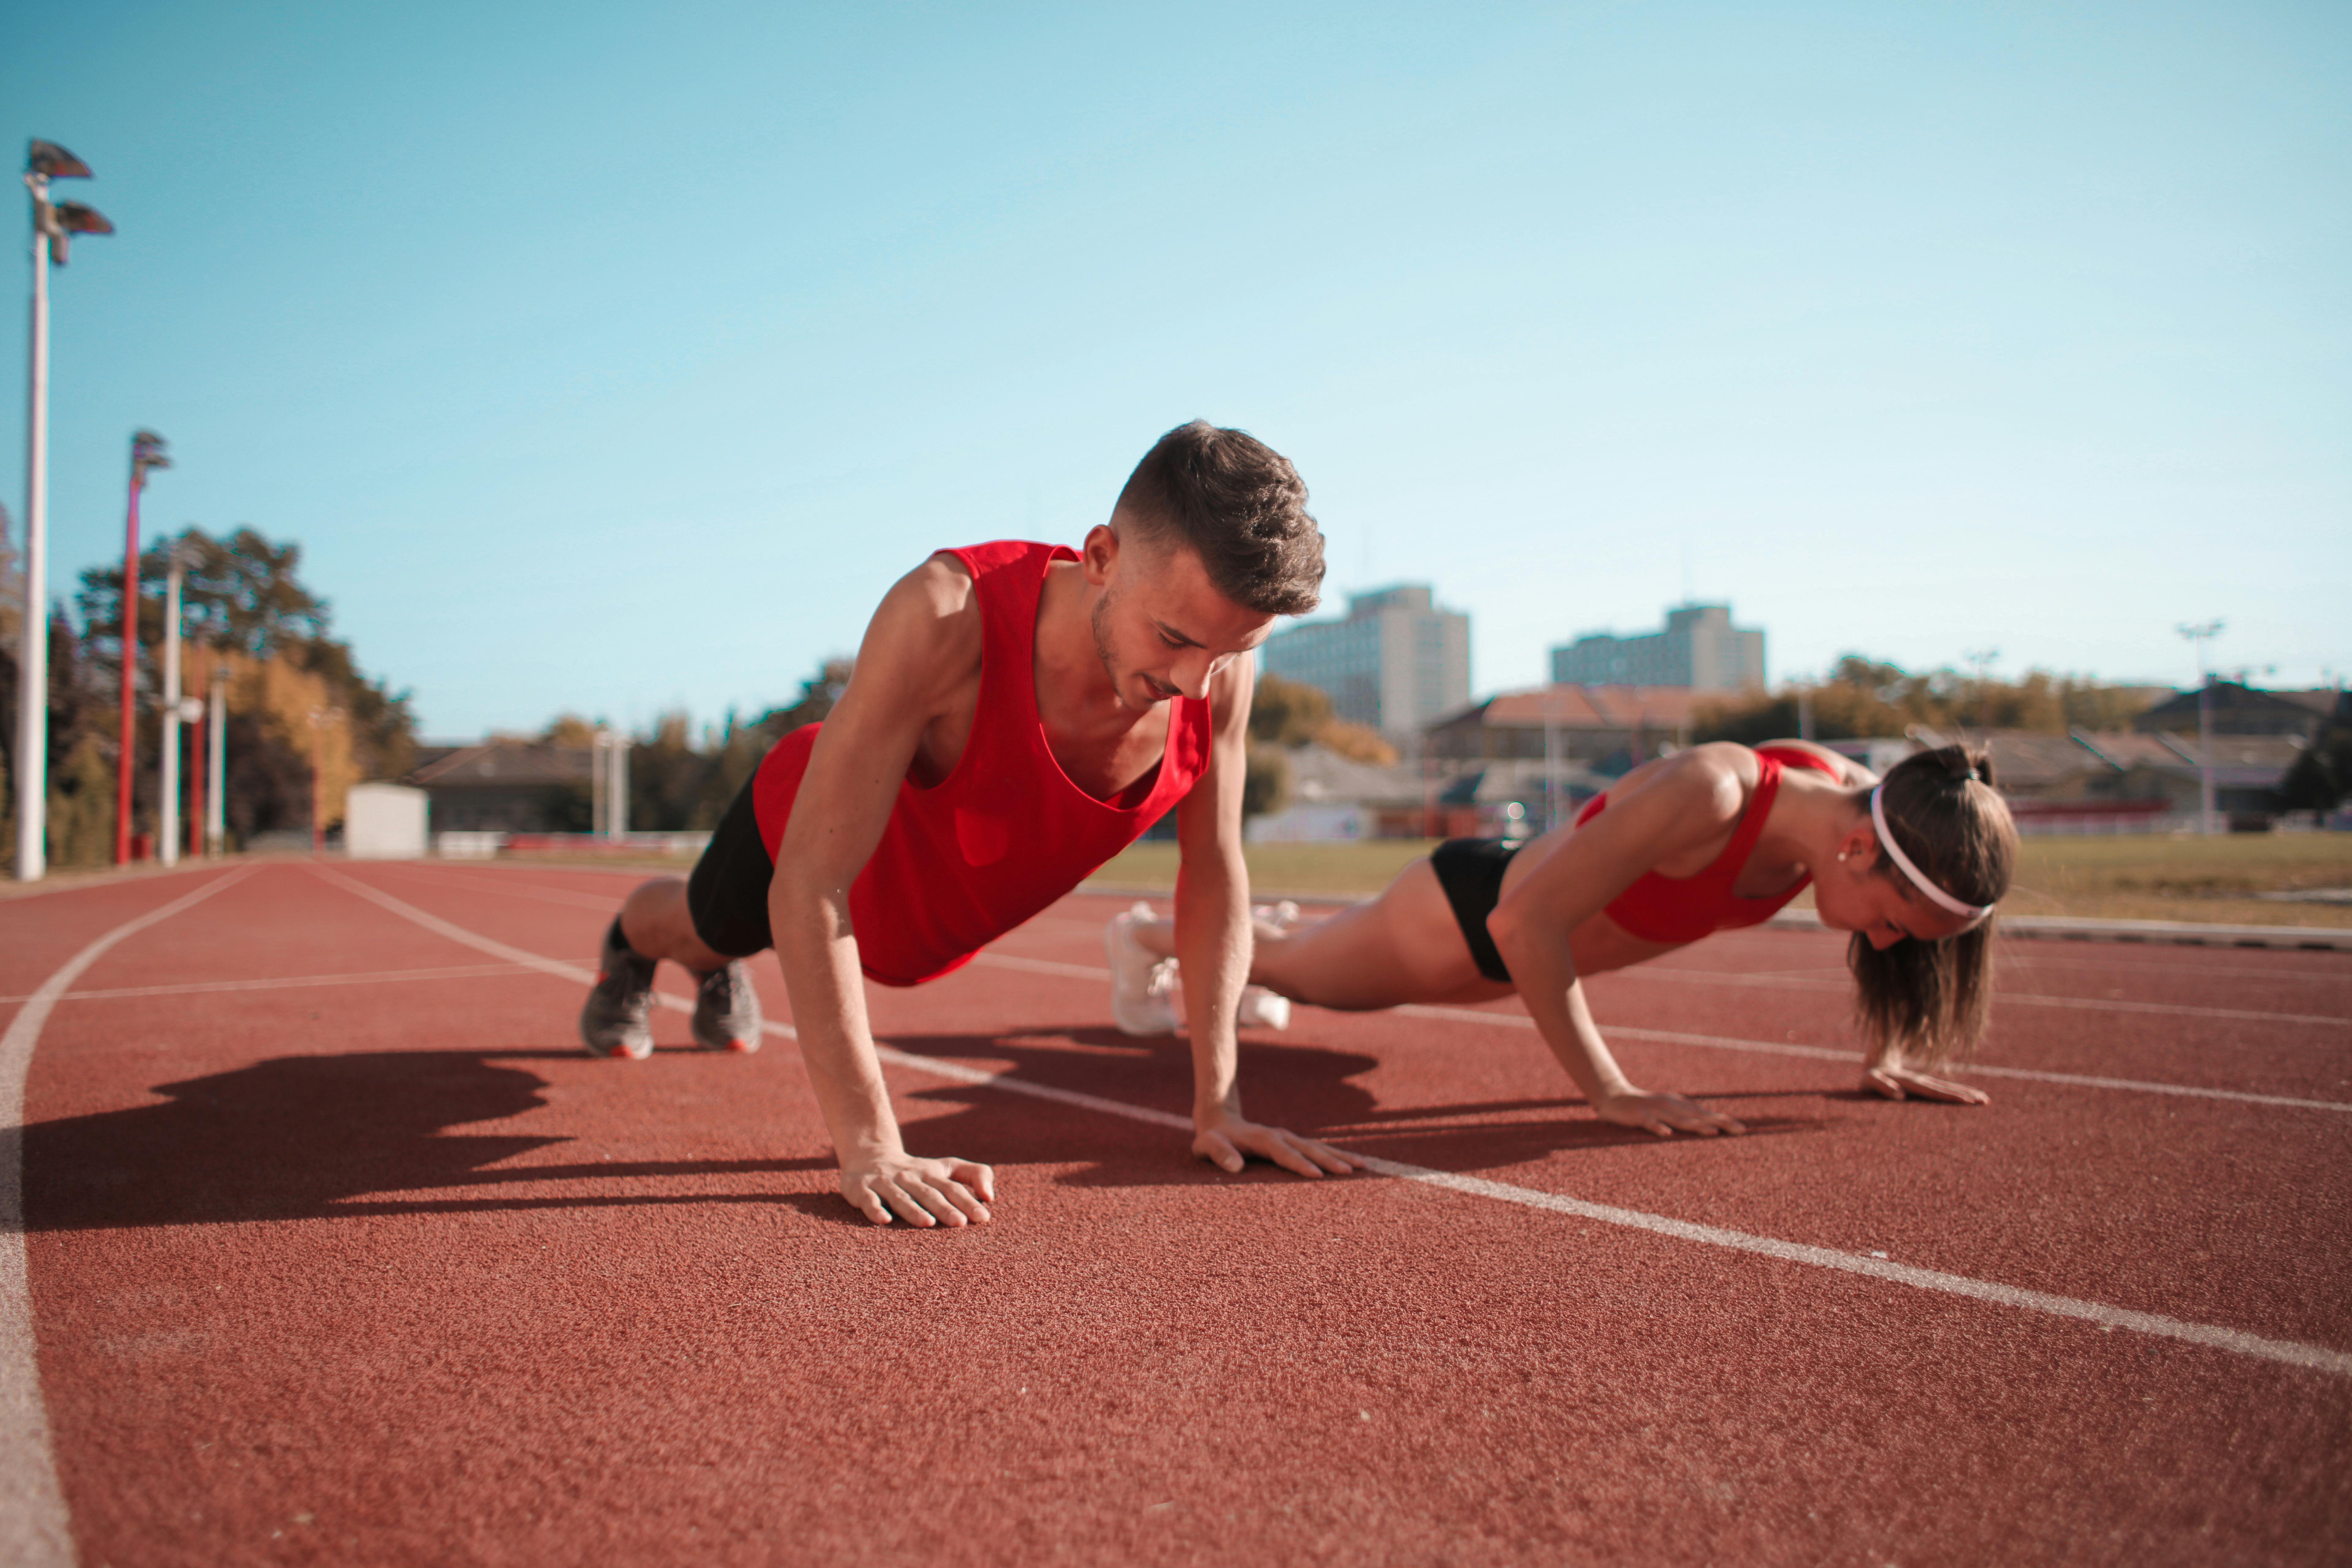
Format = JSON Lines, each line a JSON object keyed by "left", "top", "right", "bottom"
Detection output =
{"left": 618, "top": 876, "right": 733, "bottom": 971}
{"left": 582, "top": 775, "right": 772, "bottom": 1057}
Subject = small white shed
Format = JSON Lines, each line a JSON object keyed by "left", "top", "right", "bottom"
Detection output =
{"left": 345, "top": 783, "right": 430, "bottom": 860}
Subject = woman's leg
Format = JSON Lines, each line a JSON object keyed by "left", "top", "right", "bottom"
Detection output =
{"left": 1131, "top": 858, "right": 1500, "bottom": 1010}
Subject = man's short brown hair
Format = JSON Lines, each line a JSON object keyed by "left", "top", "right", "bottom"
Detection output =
{"left": 1114, "top": 420, "right": 1324, "bottom": 617}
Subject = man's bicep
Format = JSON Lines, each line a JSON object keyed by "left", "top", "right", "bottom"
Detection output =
{"left": 776, "top": 564, "right": 975, "bottom": 886}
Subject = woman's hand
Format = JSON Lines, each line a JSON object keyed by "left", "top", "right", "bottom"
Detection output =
{"left": 1863, "top": 1059, "right": 1990, "bottom": 1105}
{"left": 1593, "top": 1088, "right": 1746, "bottom": 1137}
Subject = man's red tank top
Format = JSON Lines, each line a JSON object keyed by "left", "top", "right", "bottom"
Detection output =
{"left": 751, "top": 540, "right": 1213, "bottom": 987}
{"left": 1573, "top": 744, "right": 1843, "bottom": 945}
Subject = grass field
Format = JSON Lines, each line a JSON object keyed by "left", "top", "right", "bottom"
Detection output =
{"left": 1085, "top": 832, "right": 2352, "bottom": 928}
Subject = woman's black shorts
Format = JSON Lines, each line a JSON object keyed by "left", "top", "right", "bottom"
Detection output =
{"left": 1429, "top": 837, "right": 1521, "bottom": 984}
{"left": 685, "top": 770, "right": 776, "bottom": 959}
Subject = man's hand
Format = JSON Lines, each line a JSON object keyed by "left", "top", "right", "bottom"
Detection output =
{"left": 840, "top": 1154, "right": 997, "bottom": 1227}
{"left": 1192, "top": 1110, "right": 1363, "bottom": 1178}
{"left": 1593, "top": 1087, "right": 1747, "bottom": 1137}
{"left": 1864, "top": 1062, "right": 1990, "bottom": 1105}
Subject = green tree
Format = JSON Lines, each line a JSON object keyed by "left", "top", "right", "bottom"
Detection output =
{"left": 1696, "top": 655, "right": 2164, "bottom": 745}
{"left": 1242, "top": 745, "right": 1292, "bottom": 820}
{"left": 1249, "top": 673, "right": 1333, "bottom": 748}
{"left": 2281, "top": 698, "right": 2352, "bottom": 810}
{"left": 72, "top": 526, "right": 418, "bottom": 846}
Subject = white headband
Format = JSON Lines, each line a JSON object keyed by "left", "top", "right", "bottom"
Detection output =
{"left": 1869, "top": 783, "right": 1993, "bottom": 920}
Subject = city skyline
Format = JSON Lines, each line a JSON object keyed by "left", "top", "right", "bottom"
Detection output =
{"left": 6, "top": 3, "right": 2345, "bottom": 739}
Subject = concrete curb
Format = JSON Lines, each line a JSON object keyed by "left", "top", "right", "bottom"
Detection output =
{"left": 1078, "top": 881, "right": 2352, "bottom": 953}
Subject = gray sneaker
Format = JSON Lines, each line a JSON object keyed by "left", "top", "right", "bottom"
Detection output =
{"left": 579, "top": 918, "right": 656, "bottom": 1060}
{"left": 690, "top": 961, "right": 763, "bottom": 1053}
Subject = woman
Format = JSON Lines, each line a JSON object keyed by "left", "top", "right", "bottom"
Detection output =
{"left": 1106, "top": 741, "right": 2018, "bottom": 1136}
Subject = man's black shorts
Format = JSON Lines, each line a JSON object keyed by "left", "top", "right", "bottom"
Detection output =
{"left": 685, "top": 770, "right": 775, "bottom": 959}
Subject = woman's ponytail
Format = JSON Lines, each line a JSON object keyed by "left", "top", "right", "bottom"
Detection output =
{"left": 1848, "top": 744, "right": 2018, "bottom": 1065}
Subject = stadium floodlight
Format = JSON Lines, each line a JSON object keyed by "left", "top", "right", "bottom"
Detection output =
{"left": 26, "top": 140, "right": 92, "bottom": 180}
{"left": 2176, "top": 620, "right": 2224, "bottom": 836}
{"left": 17, "top": 139, "right": 114, "bottom": 882}
{"left": 114, "top": 432, "right": 171, "bottom": 865}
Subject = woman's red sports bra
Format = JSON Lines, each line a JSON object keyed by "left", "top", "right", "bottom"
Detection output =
{"left": 1572, "top": 744, "right": 1844, "bottom": 945}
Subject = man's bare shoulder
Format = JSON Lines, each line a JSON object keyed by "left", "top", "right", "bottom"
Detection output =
{"left": 865, "top": 554, "right": 984, "bottom": 672}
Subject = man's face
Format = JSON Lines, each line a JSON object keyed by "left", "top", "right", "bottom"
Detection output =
{"left": 1083, "top": 523, "right": 1273, "bottom": 711}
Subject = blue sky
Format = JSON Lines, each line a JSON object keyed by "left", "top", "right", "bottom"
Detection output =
{"left": 5, "top": 1, "right": 2346, "bottom": 738}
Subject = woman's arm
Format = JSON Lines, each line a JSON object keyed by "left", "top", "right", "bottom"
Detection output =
{"left": 1485, "top": 749, "right": 1751, "bottom": 1136}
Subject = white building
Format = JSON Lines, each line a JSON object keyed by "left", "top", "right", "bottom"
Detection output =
{"left": 1550, "top": 603, "right": 1766, "bottom": 692}
{"left": 1259, "top": 585, "right": 1471, "bottom": 741}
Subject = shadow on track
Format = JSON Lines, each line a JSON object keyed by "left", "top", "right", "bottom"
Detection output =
{"left": 15, "top": 1050, "right": 828, "bottom": 1233}
{"left": 876, "top": 1027, "right": 1822, "bottom": 1185}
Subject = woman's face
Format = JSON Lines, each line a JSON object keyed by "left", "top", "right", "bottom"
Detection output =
{"left": 1814, "top": 850, "right": 1977, "bottom": 949}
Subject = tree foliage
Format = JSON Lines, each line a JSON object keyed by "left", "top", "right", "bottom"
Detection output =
{"left": 543, "top": 658, "right": 857, "bottom": 832}
{"left": 1694, "top": 656, "right": 2167, "bottom": 746}
{"left": 1248, "top": 672, "right": 1399, "bottom": 765}
{"left": 0, "top": 524, "right": 416, "bottom": 866}
{"left": 2281, "top": 695, "right": 2352, "bottom": 810}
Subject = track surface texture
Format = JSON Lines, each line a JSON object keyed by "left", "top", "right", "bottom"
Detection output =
{"left": 7, "top": 861, "right": 2349, "bottom": 1566}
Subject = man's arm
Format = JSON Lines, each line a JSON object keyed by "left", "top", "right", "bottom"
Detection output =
{"left": 1171, "top": 656, "right": 1362, "bottom": 1178}
{"left": 770, "top": 557, "right": 995, "bottom": 1228}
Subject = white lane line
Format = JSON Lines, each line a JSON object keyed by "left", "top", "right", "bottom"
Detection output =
{"left": 316, "top": 876, "right": 2352, "bottom": 1379}
{"left": 1594, "top": 966, "right": 2348, "bottom": 1028}
{"left": 372, "top": 865, "right": 620, "bottom": 912}
{"left": 0, "top": 962, "right": 535, "bottom": 1006}
{"left": 863, "top": 1024, "right": 2352, "bottom": 1378}
{"left": 971, "top": 954, "right": 2352, "bottom": 1114}
{"left": 308, "top": 868, "right": 792, "bottom": 1035}
{"left": 1393, "top": 1005, "right": 2352, "bottom": 1115}
{"left": 1, "top": 865, "right": 255, "bottom": 1568}
{"left": 1347, "top": 1155, "right": 2352, "bottom": 1377}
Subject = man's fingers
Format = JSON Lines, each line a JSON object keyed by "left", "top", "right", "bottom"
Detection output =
{"left": 933, "top": 1174, "right": 992, "bottom": 1225}
{"left": 1260, "top": 1134, "right": 1326, "bottom": 1179}
{"left": 949, "top": 1159, "right": 999, "bottom": 1204}
{"left": 1297, "top": 1137, "right": 1364, "bottom": 1174}
{"left": 876, "top": 1178, "right": 944, "bottom": 1228}
{"left": 1195, "top": 1131, "right": 1245, "bottom": 1174}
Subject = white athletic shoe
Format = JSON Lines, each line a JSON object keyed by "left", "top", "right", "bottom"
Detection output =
{"left": 1235, "top": 986, "right": 1291, "bottom": 1031}
{"left": 1106, "top": 902, "right": 1180, "bottom": 1036}
{"left": 1251, "top": 900, "right": 1302, "bottom": 930}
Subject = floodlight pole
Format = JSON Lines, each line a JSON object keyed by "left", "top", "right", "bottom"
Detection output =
{"left": 205, "top": 668, "right": 227, "bottom": 856}
{"left": 2177, "top": 620, "right": 2224, "bottom": 835}
{"left": 114, "top": 431, "right": 167, "bottom": 863}
{"left": 608, "top": 733, "right": 633, "bottom": 842}
{"left": 158, "top": 548, "right": 183, "bottom": 867}
{"left": 590, "top": 728, "right": 608, "bottom": 838}
{"left": 18, "top": 193, "right": 51, "bottom": 880}
{"left": 17, "top": 144, "right": 109, "bottom": 880}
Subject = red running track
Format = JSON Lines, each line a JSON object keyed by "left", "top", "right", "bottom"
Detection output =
{"left": 5, "top": 860, "right": 2350, "bottom": 1565}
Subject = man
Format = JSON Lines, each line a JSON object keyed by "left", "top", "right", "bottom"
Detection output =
{"left": 580, "top": 421, "right": 1362, "bottom": 1227}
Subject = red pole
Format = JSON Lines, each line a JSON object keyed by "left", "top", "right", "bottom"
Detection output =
{"left": 309, "top": 712, "right": 323, "bottom": 858}
{"left": 113, "top": 463, "right": 142, "bottom": 864}
{"left": 187, "top": 699, "right": 205, "bottom": 859}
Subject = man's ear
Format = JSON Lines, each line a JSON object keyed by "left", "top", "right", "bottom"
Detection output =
{"left": 1081, "top": 522, "right": 1120, "bottom": 587}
